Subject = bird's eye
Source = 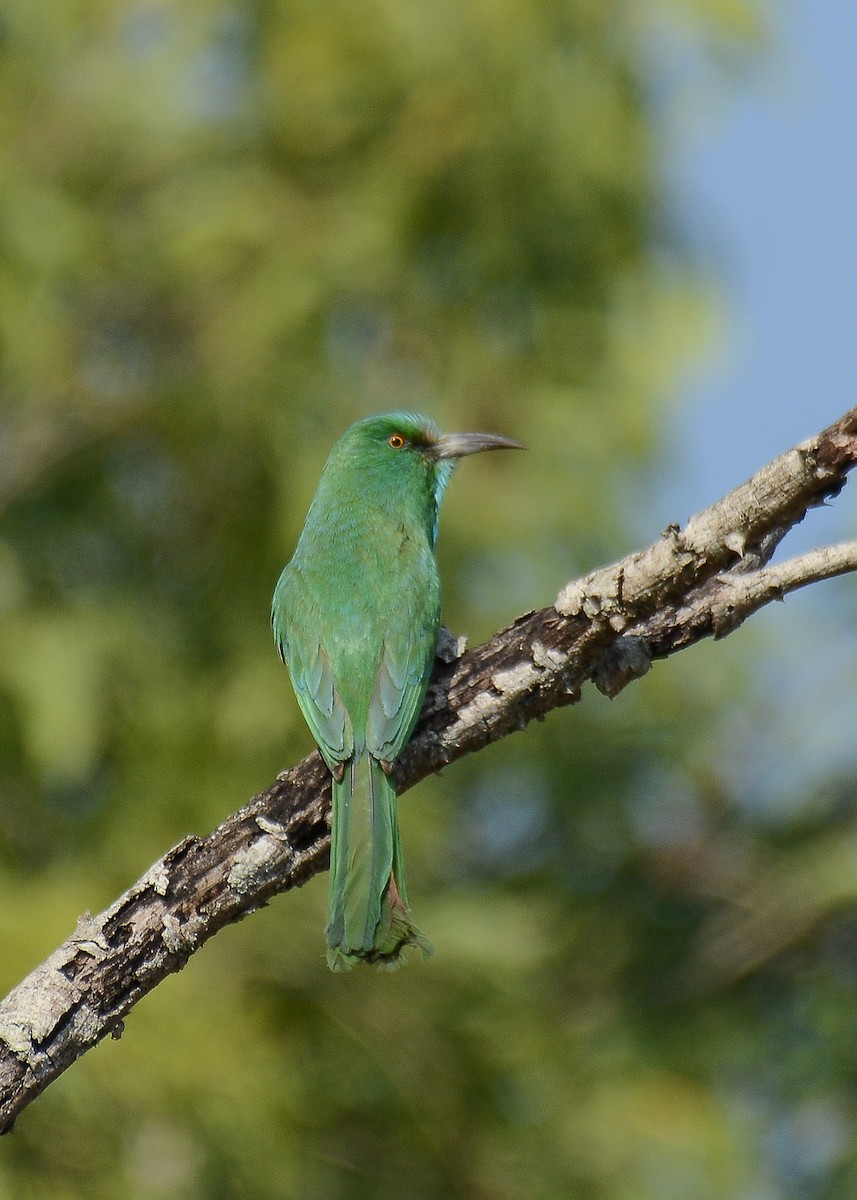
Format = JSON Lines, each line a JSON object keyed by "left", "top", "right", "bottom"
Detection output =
{"left": 387, "top": 433, "right": 406, "bottom": 450}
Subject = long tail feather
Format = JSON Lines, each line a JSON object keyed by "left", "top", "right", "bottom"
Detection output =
{"left": 326, "top": 756, "right": 433, "bottom": 971}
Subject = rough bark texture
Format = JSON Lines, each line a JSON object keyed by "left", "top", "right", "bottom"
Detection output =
{"left": 1, "top": 405, "right": 856, "bottom": 1132}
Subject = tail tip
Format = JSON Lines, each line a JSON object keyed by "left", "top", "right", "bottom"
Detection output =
{"left": 326, "top": 929, "right": 435, "bottom": 973}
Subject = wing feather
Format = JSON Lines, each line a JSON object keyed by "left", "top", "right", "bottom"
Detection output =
{"left": 273, "top": 571, "right": 352, "bottom": 768}
{"left": 290, "top": 641, "right": 352, "bottom": 766}
{"left": 367, "top": 629, "right": 436, "bottom": 763}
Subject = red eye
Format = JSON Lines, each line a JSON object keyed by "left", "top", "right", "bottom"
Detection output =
{"left": 387, "top": 433, "right": 406, "bottom": 449}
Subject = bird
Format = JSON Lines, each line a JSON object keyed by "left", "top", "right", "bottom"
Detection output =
{"left": 272, "top": 412, "right": 523, "bottom": 970}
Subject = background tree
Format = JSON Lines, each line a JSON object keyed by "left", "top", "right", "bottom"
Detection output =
{"left": 1, "top": 2, "right": 856, "bottom": 1199}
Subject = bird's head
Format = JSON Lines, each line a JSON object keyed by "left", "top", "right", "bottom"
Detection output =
{"left": 304, "top": 410, "right": 520, "bottom": 547}
{"left": 344, "top": 411, "right": 523, "bottom": 468}
{"left": 328, "top": 412, "right": 524, "bottom": 542}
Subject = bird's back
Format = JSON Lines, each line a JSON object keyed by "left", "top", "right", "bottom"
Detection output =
{"left": 273, "top": 454, "right": 442, "bottom": 762}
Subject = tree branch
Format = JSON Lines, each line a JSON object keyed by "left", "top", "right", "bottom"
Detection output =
{"left": 1, "top": 405, "right": 856, "bottom": 1131}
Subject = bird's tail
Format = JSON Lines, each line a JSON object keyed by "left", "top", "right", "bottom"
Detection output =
{"left": 326, "top": 755, "right": 433, "bottom": 971}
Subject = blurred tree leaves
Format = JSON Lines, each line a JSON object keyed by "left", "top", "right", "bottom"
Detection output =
{"left": 4, "top": 2, "right": 857, "bottom": 1199}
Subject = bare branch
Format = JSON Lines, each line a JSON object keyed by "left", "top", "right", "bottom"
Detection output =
{"left": 1, "top": 405, "right": 856, "bottom": 1131}
{"left": 715, "top": 539, "right": 857, "bottom": 611}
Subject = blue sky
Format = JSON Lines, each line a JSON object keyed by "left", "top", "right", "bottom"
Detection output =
{"left": 649, "top": 2, "right": 857, "bottom": 817}
{"left": 661, "top": 1, "right": 857, "bottom": 552}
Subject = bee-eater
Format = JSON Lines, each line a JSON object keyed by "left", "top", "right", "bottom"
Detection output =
{"left": 272, "top": 412, "right": 522, "bottom": 970}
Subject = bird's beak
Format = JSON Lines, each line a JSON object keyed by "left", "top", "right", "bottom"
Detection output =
{"left": 432, "top": 431, "right": 526, "bottom": 460}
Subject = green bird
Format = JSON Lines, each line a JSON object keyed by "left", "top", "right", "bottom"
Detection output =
{"left": 272, "top": 413, "right": 522, "bottom": 971}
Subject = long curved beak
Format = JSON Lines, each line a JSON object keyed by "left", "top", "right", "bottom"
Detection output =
{"left": 433, "top": 431, "right": 526, "bottom": 459}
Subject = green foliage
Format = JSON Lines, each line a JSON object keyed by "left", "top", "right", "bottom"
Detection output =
{"left": 4, "top": 2, "right": 857, "bottom": 1199}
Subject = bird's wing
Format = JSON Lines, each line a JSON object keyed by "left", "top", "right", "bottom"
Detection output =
{"left": 366, "top": 626, "right": 436, "bottom": 764}
{"left": 289, "top": 638, "right": 353, "bottom": 767}
{"left": 272, "top": 580, "right": 352, "bottom": 768}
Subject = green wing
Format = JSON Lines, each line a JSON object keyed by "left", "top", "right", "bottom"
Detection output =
{"left": 366, "top": 616, "right": 438, "bottom": 764}
{"left": 273, "top": 556, "right": 439, "bottom": 768}
{"left": 272, "top": 570, "right": 353, "bottom": 769}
